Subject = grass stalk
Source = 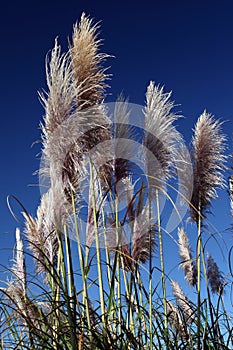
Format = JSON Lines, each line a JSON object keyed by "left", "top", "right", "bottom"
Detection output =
{"left": 197, "top": 200, "right": 202, "bottom": 350}
{"left": 89, "top": 161, "right": 106, "bottom": 326}
{"left": 115, "top": 196, "right": 122, "bottom": 336}
{"left": 57, "top": 229, "right": 78, "bottom": 349}
{"left": 63, "top": 224, "right": 76, "bottom": 313}
{"left": 156, "top": 188, "right": 168, "bottom": 344}
{"left": 70, "top": 191, "right": 91, "bottom": 334}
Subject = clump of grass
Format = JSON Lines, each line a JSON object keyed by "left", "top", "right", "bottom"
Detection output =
{"left": 1, "top": 13, "right": 232, "bottom": 350}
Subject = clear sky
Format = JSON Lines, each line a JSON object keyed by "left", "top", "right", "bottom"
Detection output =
{"left": 0, "top": 0, "right": 233, "bottom": 276}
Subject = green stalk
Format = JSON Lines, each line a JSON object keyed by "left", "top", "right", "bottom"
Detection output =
{"left": 89, "top": 161, "right": 105, "bottom": 325}
{"left": 156, "top": 188, "right": 168, "bottom": 343}
{"left": 122, "top": 263, "right": 132, "bottom": 333}
{"left": 57, "top": 228, "right": 78, "bottom": 349}
{"left": 135, "top": 266, "right": 148, "bottom": 347}
{"left": 115, "top": 196, "right": 122, "bottom": 336}
{"left": 70, "top": 192, "right": 91, "bottom": 333}
{"left": 63, "top": 224, "right": 76, "bottom": 313}
{"left": 49, "top": 231, "right": 63, "bottom": 349}
{"left": 100, "top": 185, "right": 112, "bottom": 288}
{"left": 197, "top": 200, "right": 202, "bottom": 350}
{"left": 127, "top": 268, "right": 135, "bottom": 335}
{"left": 149, "top": 260, "right": 153, "bottom": 350}
{"left": 148, "top": 187, "right": 153, "bottom": 350}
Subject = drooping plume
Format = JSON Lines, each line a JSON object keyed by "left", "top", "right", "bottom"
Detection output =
{"left": 170, "top": 280, "right": 194, "bottom": 324}
{"left": 116, "top": 205, "right": 157, "bottom": 270}
{"left": 178, "top": 227, "right": 197, "bottom": 286}
{"left": 190, "top": 111, "right": 227, "bottom": 222}
{"left": 112, "top": 98, "right": 135, "bottom": 187}
{"left": 132, "top": 206, "right": 157, "bottom": 264}
{"left": 24, "top": 190, "right": 58, "bottom": 280}
{"left": 167, "top": 301, "right": 186, "bottom": 335}
{"left": 207, "top": 253, "right": 224, "bottom": 295}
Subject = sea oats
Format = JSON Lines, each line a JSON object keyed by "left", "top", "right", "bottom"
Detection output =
{"left": 190, "top": 111, "right": 227, "bottom": 222}
{"left": 178, "top": 227, "right": 197, "bottom": 286}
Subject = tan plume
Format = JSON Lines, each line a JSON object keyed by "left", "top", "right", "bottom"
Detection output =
{"left": 190, "top": 111, "right": 227, "bottom": 222}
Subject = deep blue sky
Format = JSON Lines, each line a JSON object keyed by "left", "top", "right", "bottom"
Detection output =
{"left": 0, "top": 0, "right": 233, "bottom": 270}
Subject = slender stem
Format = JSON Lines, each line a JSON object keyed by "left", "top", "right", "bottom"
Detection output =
{"left": 149, "top": 264, "right": 153, "bottom": 349}
{"left": 156, "top": 189, "right": 168, "bottom": 342}
{"left": 89, "top": 161, "right": 105, "bottom": 325}
{"left": 57, "top": 229, "right": 78, "bottom": 349}
{"left": 100, "top": 185, "right": 111, "bottom": 288}
{"left": 135, "top": 266, "right": 148, "bottom": 345}
{"left": 127, "top": 268, "right": 135, "bottom": 335}
{"left": 148, "top": 188, "right": 153, "bottom": 350}
{"left": 49, "top": 232, "right": 62, "bottom": 348}
{"left": 64, "top": 224, "right": 76, "bottom": 313}
{"left": 115, "top": 196, "right": 122, "bottom": 335}
{"left": 197, "top": 200, "right": 202, "bottom": 350}
{"left": 70, "top": 191, "right": 91, "bottom": 333}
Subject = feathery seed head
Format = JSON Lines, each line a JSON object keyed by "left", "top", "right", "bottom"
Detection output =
{"left": 24, "top": 191, "right": 58, "bottom": 279}
{"left": 70, "top": 12, "right": 110, "bottom": 110}
{"left": 229, "top": 175, "right": 233, "bottom": 214}
{"left": 40, "top": 13, "right": 112, "bottom": 207}
{"left": 171, "top": 280, "right": 194, "bottom": 323}
{"left": 178, "top": 227, "right": 197, "bottom": 286}
{"left": 167, "top": 301, "right": 186, "bottom": 335}
{"left": 207, "top": 252, "right": 224, "bottom": 295}
{"left": 39, "top": 39, "right": 74, "bottom": 137}
{"left": 143, "top": 81, "right": 182, "bottom": 191}
{"left": 132, "top": 206, "right": 157, "bottom": 264}
{"left": 190, "top": 111, "right": 227, "bottom": 222}
{"left": 10, "top": 228, "right": 26, "bottom": 293}
{"left": 112, "top": 99, "right": 135, "bottom": 186}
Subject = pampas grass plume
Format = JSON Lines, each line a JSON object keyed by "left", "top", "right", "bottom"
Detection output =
{"left": 143, "top": 82, "right": 182, "bottom": 189}
{"left": 170, "top": 280, "right": 194, "bottom": 324}
{"left": 207, "top": 252, "right": 224, "bottom": 295}
{"left": 190, "top": 111, "right": 227, "bottom": 222}
{"left": 178, "top": 227, "right": 197, "bottom": 286}
{"left": 70, "top": 12, "right": 110, "bottom": 109}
